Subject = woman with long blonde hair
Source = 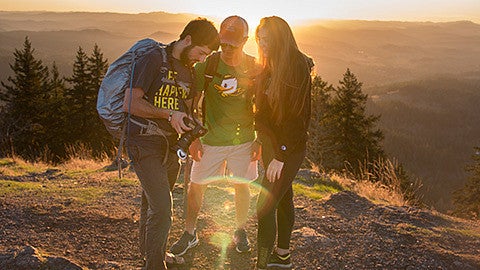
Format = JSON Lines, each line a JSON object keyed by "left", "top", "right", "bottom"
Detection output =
{"left": 254, "top": 16, "right": 314, "bottom": 270}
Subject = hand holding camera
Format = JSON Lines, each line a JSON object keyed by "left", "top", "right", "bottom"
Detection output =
{"left": 169, "top": 111, "right": 192, "bottom": 134}
{"left": 172, "top": 117, "right": 207, "bottom": 160}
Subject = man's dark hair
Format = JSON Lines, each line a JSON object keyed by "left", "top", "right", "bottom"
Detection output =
{"left": 180, "top": 17, "right": 220, "bottom": 51}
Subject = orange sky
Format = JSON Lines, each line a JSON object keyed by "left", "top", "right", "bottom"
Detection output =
{"left": 1, "top": 0, "right": 480, "bottom": 25}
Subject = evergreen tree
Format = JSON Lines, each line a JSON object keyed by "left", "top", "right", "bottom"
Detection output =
{"left": 453, "top": 147, "right": 480, "bottom": 219}
{"left": 65, "top": 45, "right": 113, "bottom": 156}
{"left": 0, "top": 37, "right": 50, "bottom": 160}
{"left": 88, "top": 44, "right": 109, "bottom": 89}
{"left": 48, "top": 62, "right": 67, "bottom": 102}
{"left": 65, "top": 46, "right": 90, "bottom": 144}
{"left": 307, "top": 72, "right": 416, "bottom": 202}
{"left": 307, "top": 76, "right": 339, "bottom": 168}
{"left": 329, "top": 69, "right": 384, "bottom": 174}
{"left": 86, "top": 44, "right": 113, "bottom": 154}
{"left": 42, "top": 62, "right": 68, "bottom": 161}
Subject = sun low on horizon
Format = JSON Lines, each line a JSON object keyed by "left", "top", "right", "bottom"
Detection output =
{"left": 1, "top": 0, "right": 480, "bottom": 26}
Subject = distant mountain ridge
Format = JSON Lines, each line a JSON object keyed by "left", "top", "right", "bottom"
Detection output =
{"left": 0, "top": 11, "right": 201, "bottom": 81}
{"left": 1, "top": 11, "right": 479, "bottom": 86}
{"left": 293, "top": 20, "right": 480, "bottom": 87}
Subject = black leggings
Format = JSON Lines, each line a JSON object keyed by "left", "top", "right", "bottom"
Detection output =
{"left": 256, "top": 135, "right": 305, "bottom": 253}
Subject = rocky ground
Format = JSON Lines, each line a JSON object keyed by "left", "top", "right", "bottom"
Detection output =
{"left": 0, "top": 159, "right": 479, "bottom": 269}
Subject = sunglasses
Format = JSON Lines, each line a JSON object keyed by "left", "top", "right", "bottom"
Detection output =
{"left": 220, "top": 43, "right": 239, "bottom": 50}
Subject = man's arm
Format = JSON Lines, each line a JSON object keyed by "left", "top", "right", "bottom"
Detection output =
{"left": 187, "top": 94, "right": 205, "bottom": 161}
{"left": 123, "top": 87, "right": 191, "bottom": 134}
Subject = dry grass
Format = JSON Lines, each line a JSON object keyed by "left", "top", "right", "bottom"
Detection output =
{"left": 352, "top": 179, "right": 406, "bottom": 206}
{"left": 61, "top": 143, "right": 114, "bottom": 172}
{"left": 1, "top": 151, "right": 416, "bottom": 209}
{"left": 61, "top": 157, "right": 111, "bottom": 172}
{"left": 0, "top": 157, "right": 52, "bottom": 176}
{"left": 340, "top": 158, "right": 423, "bottom": 207}
{"left": 329, "top": 168, "right": 406, "bottom": 207}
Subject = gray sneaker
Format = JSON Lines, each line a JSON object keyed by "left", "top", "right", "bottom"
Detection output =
{"left": 233, "top": 229, "right": 251, "bottom": 253}
{"left": 170, "top": 230, "right": 199, "bottom": 256}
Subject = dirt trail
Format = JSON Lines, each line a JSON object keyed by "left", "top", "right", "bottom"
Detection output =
{"left": 1, "top": 165, "right": 479, "bottom": 269}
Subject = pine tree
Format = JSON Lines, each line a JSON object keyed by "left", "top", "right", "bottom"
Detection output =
{"left": 0, "top": 37, "right": 50, "bottom": 160}
{"left": 48, "top": 62, "right": 67, "bottom": 101}
{"left": 86, "top": 44, "right": 113, "bottom": 155}
{"left": 42, "top": 62, "right": 68, "bottom": 161}
{"left": 453, "top": 147, "right": 480, "bottom": 219}
{"left": 65, "top": 45, "right": 113, "bottom": 157}
{"left": 88, "top": 44, "right": 109, "bottom": 90}
{"left": 65, "top": 46, "right": 90, "bottom": 144}
{"left": 307, "top": 76, "right": 338, "bottom": 168}
{"left": 329, "top": 69, "right": 384, "bottom": 174}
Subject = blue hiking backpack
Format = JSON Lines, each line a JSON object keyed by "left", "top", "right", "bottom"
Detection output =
{"left": 97, "top": 38, "right": 168, "bottom": 177}
{"left": 97, "top": 38, "right": 168, "bottom": 139}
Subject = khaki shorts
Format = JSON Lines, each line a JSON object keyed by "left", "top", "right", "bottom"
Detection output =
{"left": 190, "top": 141, "right": 258, "bottom": 184}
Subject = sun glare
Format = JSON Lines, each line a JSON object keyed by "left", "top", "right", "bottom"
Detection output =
{"left": 1, "top": 0, "right": 479, "bottom": 23}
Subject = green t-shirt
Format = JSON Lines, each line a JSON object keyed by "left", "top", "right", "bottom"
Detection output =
{"left": 194, "top": 54, "right": 256, "bottom": 146}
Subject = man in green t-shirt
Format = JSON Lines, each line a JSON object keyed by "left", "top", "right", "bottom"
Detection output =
{"left": 170, "top": 15, "right": 262, "bottom": 256}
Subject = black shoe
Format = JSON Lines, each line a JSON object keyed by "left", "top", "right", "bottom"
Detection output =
{"left": 233, "top": 228, "right": 251, "bottom": 253}
{"left": 267, "top": 252, "right": 292, "bottom": 268}
{"left": 170, "top": 230, "right": 199, "bottom": 256}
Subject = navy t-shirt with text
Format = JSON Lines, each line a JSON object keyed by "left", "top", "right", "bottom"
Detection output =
{"left": 130, "top": 44, "right": 195, "bottom": 135}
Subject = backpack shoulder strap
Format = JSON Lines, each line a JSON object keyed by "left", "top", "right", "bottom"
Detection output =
{"left": 156, "top": 42, "right": 168, "bottom": 74}
{"left": 198, "top": 52, "right": 221, "bottom": 123}
{"left": 203, "top": 52, "right": 221, "bottom": 91}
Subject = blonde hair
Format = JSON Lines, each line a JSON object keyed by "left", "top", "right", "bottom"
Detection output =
{"left": 255, "top": 16, "right": 312, "bottom": 124}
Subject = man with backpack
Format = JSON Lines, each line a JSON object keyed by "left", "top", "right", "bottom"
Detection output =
{"left": 119, "top": 18, "right": 219, "bottom": 270}
{"left": 170, "top": 15, "right": 261, "bottom": 257}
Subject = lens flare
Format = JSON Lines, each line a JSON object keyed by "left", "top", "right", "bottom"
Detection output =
{"left": 210, "top": 232, "right": 231, "bottom": 267}
{"left": 200, "top": 175, "right": 273, "bottom": 228}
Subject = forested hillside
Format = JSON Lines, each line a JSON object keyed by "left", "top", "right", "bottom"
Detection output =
{"left": 368, "top": 76, "right": 480, "bottom": 211}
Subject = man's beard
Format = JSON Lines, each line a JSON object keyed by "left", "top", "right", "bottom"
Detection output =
{"left": 180, "top": 45, "right": 195, "bottom": 67}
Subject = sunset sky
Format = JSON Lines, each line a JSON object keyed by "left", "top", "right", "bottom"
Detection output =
{"left": 1, "top": 0, "right": 480, "bottom": 26}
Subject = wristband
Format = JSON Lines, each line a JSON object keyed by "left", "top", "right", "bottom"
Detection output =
{"left": 168, "top": 110, "right": 174, "bottom": 122}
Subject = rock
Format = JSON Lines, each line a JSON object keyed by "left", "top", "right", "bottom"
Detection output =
{"left": 324, "top": 191, "right": 374, "bottom": 218}
{"left": 0, "top": 245, "right": 82, "bottom": 270}
{"left": 45, "top": 257, "right": 82, "bottom": 270}
{"left": 13, "top": 246, "right": 43, "bottom": 269}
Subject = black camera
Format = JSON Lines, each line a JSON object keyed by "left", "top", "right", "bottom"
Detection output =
{"left": 172, "top": 117, "right": 207, "bottom": 160}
